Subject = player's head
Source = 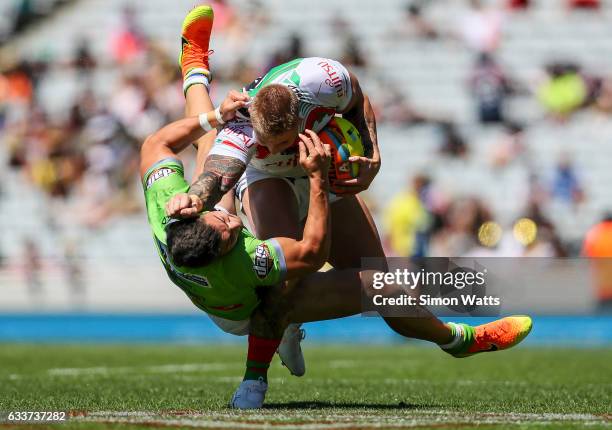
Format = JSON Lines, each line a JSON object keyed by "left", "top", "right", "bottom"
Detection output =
{"left": 249, "top": 84, "right": 299, "bottom": 154}
{"left": 166, "top": 211, "right": 243, "bottom": 267}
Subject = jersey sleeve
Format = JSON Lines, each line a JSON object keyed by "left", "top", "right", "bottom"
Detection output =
{"left": 142, "top": 158, "right": 189, "bottom": 243}
{"left": 208, "top": 120, "right": 256, "bottom": 165}
{"left": 301, "top": 58, "right": 353, "bottom": 112}
{"left": 248, "top": 237, "right": 287, "bottom": 286}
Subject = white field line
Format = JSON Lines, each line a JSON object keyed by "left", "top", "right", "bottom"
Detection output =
{"left": 327, "top": 359, "right": 361, "bottom": 369}
{"left": 168, "top": 376, "right": 531, "bottom": 387}
{"left": 47, "top": 362, "right": 236, "bottom": 376}
{"left": 3, "top": 358, "right": 363, "bottom": 380}
{"left": 7, "top": 358, "right": 321, "bottom": 380}
{"left": 381, "top": 377, "right": 529, "bottom": 386}
{"left": 317, "top": 359, "right": 419, "bottom": 369}
{"left": 291, "top": 377, "right": 611, "bottom": 389}
{"left": 74, "top": 410, "right": 611, "bottom": 429}
{"left": 3, "top": 363, "right": 238, "bottom": 379}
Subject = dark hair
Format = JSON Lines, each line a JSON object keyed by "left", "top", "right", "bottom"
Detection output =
{"left": 166, "top": 218, "right": 222, "bottom": 267}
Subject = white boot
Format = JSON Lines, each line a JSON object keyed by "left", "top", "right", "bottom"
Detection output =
{"left": 229, "top": 378, "right": 268, "bottom": 409}
{"left": 278, "top": 323, "right": 306, "bottom": 376}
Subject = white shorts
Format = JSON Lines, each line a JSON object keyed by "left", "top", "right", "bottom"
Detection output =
{"left": 208, "top": 314, "right": 250, "bottom": 336}
{"left": 235, "top": 165, "right": 342, "bottom": 221}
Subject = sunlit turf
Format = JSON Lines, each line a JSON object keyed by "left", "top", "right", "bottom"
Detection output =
{"left": 0, "top": 344, "right": 610, "bottom": 429}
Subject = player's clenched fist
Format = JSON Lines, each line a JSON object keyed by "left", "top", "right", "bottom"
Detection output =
{"left": 299, "top": 129, "right": 331, "bottom": 178}
{"left": 165, "top": 193, "right": 203, "bottom": 219}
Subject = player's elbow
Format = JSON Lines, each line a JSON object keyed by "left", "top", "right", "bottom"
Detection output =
{"left": 142, "top": 133, "right": 163, "bottom": 155}
{"left": 300, "top": 239, "right": 329, "bottom": 271}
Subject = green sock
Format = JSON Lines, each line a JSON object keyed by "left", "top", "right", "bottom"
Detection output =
{"left": 441, "top": 322, "right": 475, "bottom": 356}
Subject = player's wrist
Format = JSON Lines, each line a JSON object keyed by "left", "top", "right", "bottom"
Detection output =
{"left": 198, "top": 107, "right": 226, "bottom": 133}
{"left": 309, "top": 174, "right": 329, "bottom": 190}
{"left": 214, "top": 107, "right": 225, "bottom": 125}
{"left": 198, "top": 111, "right": 215, "bottom": 133}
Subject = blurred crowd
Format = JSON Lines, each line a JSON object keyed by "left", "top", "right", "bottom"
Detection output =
{"left": 0, "top": 0, "right": 611, "bottom": 292}
{"left": 382, "top": 0, "right": 612, "bottom": 263}
{"left": 1, "top": 5, "right": 187, "bottom": 231}
{"left": 0, "top": 0, "right": 73, "bottom": 45}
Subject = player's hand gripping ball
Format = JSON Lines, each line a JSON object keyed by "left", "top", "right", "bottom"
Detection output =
{"left": 318, "top": 117, "right": 364, "bottom": 194}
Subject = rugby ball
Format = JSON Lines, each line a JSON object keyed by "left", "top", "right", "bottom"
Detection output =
{"left": 318, "top": 117, "right": 364, "bottom": 189}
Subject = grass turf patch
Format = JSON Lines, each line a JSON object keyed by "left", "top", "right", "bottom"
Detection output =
{"left": 0, "top": 344, "right": 610, "bottom": 429}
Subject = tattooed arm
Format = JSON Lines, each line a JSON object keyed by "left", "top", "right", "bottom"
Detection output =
{"left": 333, "top": 72, "right": 381, "bottom": 195}
{"left": 189, "top": 154, "right": 246, "bottom": 211}
{"left": 160, "top": 153, "right": 245, "bottom": 220}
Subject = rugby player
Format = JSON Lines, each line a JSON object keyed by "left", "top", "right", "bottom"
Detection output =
{"left": 173, "top": 5, "right": 307, "bottom": 374}
{"left": 170, "top": 4, "right": 386, "bottom": 376}
{"left": 140, "top": 107, "right": 532, "bottom": 409}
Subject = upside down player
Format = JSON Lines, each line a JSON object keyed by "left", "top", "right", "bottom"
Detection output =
{"left": 140, "top": 104, "right": 533, "bottom": 409}
{"left": 169, "top": 4, "right": 386, "bottom": 376}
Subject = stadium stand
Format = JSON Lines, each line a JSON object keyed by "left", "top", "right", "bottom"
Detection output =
{"left": 1, "top": 0, "right": 611, "bottom": 285}
{"left": 0, "top": 0, "right": 74, "bottom": 44}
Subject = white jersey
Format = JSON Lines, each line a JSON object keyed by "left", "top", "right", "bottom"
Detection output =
{"left": 209, "top": 57, "right": 353, "bottom": 178}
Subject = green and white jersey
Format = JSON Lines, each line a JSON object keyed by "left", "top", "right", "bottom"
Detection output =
{"left": 209, "top": 57, "right": 353, "bottom": 178}
{"left": 142, "top": 158, "right": 287, "bottom": 321}
{"left": 247, "top": 57, "right": 353, "bottom": 124}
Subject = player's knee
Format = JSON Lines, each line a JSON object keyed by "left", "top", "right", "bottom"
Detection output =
{"left": 252, "top": 288, "right": 292, "bottom": 337}
{"left": 250, "top": 306, "right": 286, "bottom": 339}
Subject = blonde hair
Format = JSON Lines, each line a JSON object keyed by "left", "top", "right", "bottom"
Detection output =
{"left": 250, "top": 84, "right": 299, "bottom": 138}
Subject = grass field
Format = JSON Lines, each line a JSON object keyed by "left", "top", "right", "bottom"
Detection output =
{"left": 0, "top": 344, "right": 610, "bottom": 429}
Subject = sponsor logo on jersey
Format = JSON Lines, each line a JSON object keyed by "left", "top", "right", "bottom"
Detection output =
{"left": 180, "top": 272, "right": 211, "bottom": 287}
{"left": 253, "top": 243, "right": 273, "bottom": 279}
{"left": 317, "top": 61, "right": 346, "bottom": 98}
{"left": 217, "top": 123, "right": 256, "bottom": 156}
{"left": 155, "top": 238, "right": 211, "bottom": 288}
{"left": 147, "top": 167, "right": 175, "bottom": 188}
{"left": 224, "top": 123, "right": 256, "bottom": 147}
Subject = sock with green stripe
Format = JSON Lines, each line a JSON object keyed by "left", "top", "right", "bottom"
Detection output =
{"left": 440, "top": 322, "right": 475, "bottom": 356}
{"left": 183, "top": 68, "right": 210, "bottom": 95}
{"left": 243, "top": 335, "right": 281, "bottom": 383}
